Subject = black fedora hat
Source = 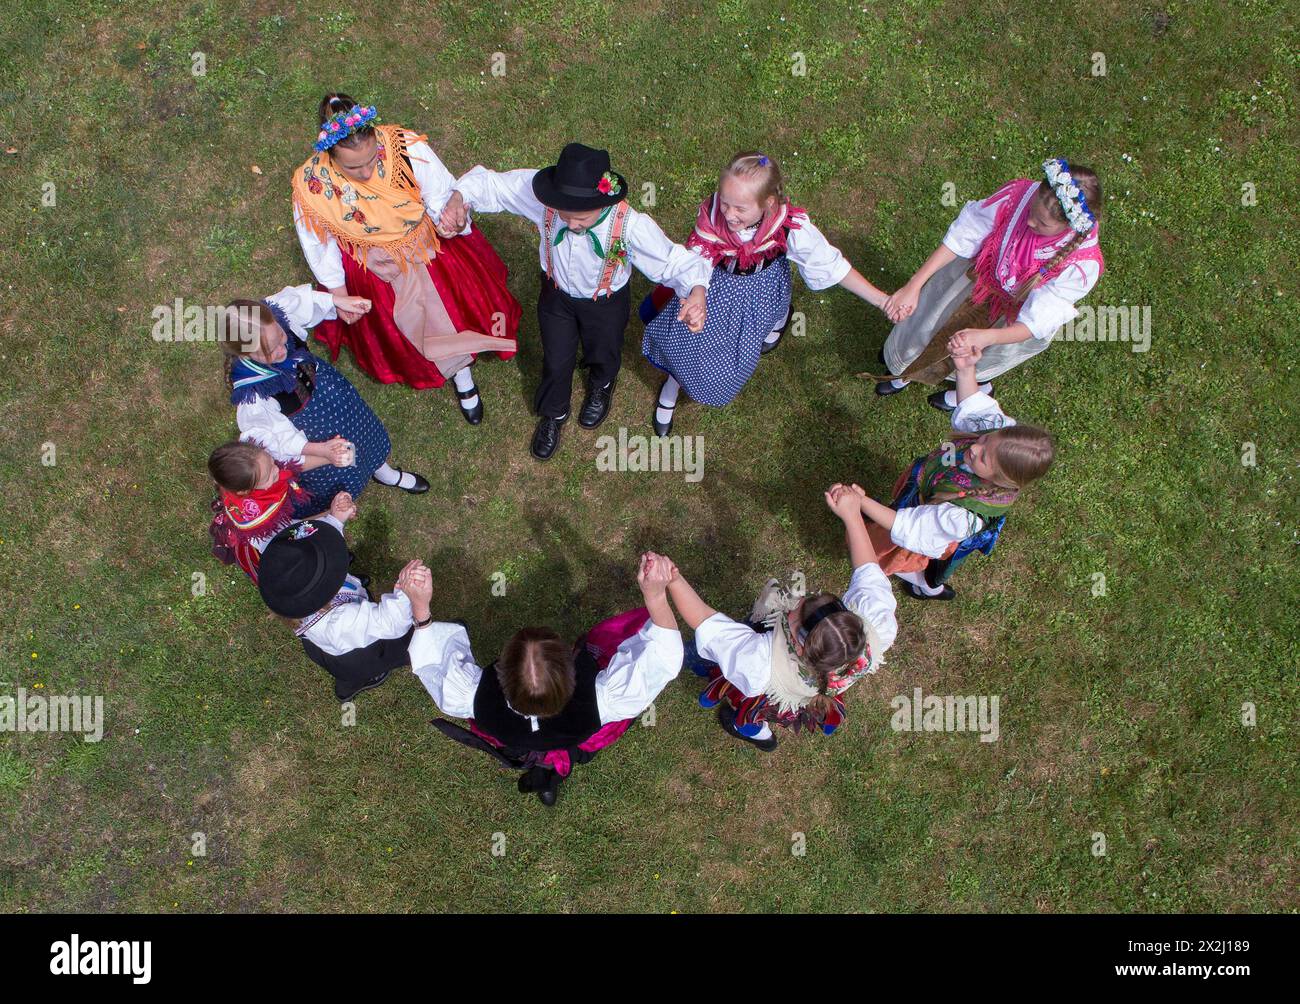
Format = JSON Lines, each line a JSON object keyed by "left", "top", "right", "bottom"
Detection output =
{"left": 532, "top": 142, "right": 629, "bottom": 212}
{"left": 258, "top": 519, "right": 351, "bottom": 619}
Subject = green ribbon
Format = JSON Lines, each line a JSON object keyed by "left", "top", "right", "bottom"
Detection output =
{"left": 552, "top": 205, "right": 612, "bottom": 258}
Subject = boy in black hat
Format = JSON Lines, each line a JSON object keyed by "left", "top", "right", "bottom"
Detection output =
{"left": 257, "top": 494, "right": 429, "bottom": 701}
{"left": 443, "top": 144, "right": 711, "bottom": 461}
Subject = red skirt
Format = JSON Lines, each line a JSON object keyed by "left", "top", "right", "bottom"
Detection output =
{"left": 312, "top": 224, "right": 522, "bottom": 389}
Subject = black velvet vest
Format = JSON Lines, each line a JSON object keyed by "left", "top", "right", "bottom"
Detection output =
{"left": 472, "top": 649, "right": 602, "bottom": 752}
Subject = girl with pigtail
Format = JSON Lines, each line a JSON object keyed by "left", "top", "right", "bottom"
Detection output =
{"left": 661, "top": 487, "right": 898, "bottom": 751}
{"left": 876, "top": 159, "right": 1105, "bottom": 412}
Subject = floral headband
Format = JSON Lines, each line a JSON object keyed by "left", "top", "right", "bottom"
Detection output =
{"left": 315, "top": 104, "right": 380, "bottom": 152}
{"left": 1042, "top": 158, "right": 1096, "bottom": 235}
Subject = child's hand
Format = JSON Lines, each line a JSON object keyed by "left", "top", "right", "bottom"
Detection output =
{"left": 949, "top": 328, "right": 993, "bottom": 356}
{"left": 329, "top": 491, "right": 357, "bottom": 523}
{"left": 318, "top": 436, "right": 352, "bottom": 467}
{"left": 397, "top": 560, "right": 434, "bottom": 610}
{"left": 637, "top": 551, "right": 673, "bottom": 596}
{"left": 883, "top": 283, "right": 919, "bottom": 323}
{"left": 950, "top": 341, "right": 983, "bottom": 371}
{"left": 437, "top": 191, "right": 467, "bottom": 236}
{"left": 677, "top": 287, "right": 707, "bottom": 333}
{"left": 824, "top": 484, "right": 862, "bottom": 521}
{"left": 332, "top": 293, "right": 372, "bottom": 323}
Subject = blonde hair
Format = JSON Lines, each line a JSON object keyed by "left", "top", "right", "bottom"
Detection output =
{"left": 720, "top": 151, "right": 785, "bottom": 207}
{"left": 218, "top": 299, "right": 274, "bottom": 360}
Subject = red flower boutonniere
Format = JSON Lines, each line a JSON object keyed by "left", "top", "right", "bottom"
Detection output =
{"left": 597, "top": 171, "right": 621, "bottom": 196}
{"left": 606, "top": 237, "right": 628, "bottom": 266}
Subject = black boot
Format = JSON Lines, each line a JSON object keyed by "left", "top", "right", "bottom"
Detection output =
{"left": 335, "top": 668, "right": 393, "bottom": 702}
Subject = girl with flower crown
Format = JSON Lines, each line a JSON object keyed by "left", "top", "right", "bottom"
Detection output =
{"left": 639, "top": 151, "right": 895, "bottom": 435}
{"left": 661, "top": 487, "right": 898, "bottom": 751}
{"left": 293, "top": 93, "right": 522, "bottom": 425}
{"left": 876, "top": 159, "right": 1104, "bottom": 412}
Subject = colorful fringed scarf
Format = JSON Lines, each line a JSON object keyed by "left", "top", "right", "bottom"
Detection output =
{"left": 227, "top": 303, "right": 314, "bottom": 406}
{"left": 969, "top": 179, "right": 1104, "bottom": 326}
{"left": 685, "top": 193, "right": 805, "bottom": 270}
{"left": 291, "top": 123, "right": 441, "bottom": 276}
{"left": 208, "top": 454, "right": 310, "bottom": 583}
{"left": 916, "top": 434, "right": 1019, "bottom": 519}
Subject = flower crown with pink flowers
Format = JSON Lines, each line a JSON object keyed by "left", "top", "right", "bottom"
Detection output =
{"left": 315, "top": 104, "right": 380, "bottom": 152}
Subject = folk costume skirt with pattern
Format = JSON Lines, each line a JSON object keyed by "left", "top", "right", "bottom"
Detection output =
{"left": 313, "top": 224, "right": 522, "bottom": 390}
{"left": 293, "top": 357, "right": 390, "bottom": 508}
{"left": 642, "top": 257, "right": 792, "bottom": 407}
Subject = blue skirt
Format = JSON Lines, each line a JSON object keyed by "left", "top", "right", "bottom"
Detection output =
{"left": 293, "top": 357, "right": 390, "bottom": 507}
{"left": 641, "top": 258, "right": 792, "bottom": 407}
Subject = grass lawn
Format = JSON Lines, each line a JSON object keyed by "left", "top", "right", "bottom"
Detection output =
{"left": 1, "top": 0, "right": 1296, "bottom": 912}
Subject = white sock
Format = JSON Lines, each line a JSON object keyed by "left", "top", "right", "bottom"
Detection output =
{"left": 752, "top": 723, "right": 774, "bottom": 741}
{"left": 898, "top": 569, "right": 945, "bottom": 596}
{"left": 889, "top": 378, "right": 910, "bottom": 389}
{"left": 941, "top": 382, "right": 992, "bottom": 407}
{"left": 656, "top": 377, "right": 680, "bottom": 425}
{"left": 452, "top": 367, "right": 478, "bottom": 410}
{"left": 763, "top": 328, "right": 783, "bottom": 345}
{"left": 374, "top": 462, "right": 417, "bottom": 490}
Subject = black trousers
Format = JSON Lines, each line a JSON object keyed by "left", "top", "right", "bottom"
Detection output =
{"left": 301, "top": 626, "right": 414, "bottom": 700}
{"left": 534, "top": 273, "right": 631, "bottom": 419}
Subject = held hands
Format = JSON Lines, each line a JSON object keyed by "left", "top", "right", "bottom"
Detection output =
{"left": 328, "top": 491, "right": 357, "bottom": 524}
{"left": 437, "top": 191, "right": 468, "bottom": 237}
{"left": 882, "top": 282, "right": 919, "bottom": 323}
{"left": 318, "top": 435, "right": 353, "bottom": 467}
{"left": 396, "top": 559, "right": 434, "bottom": 612}
{"left": 677, "top": 287, "right": 708, "bottom": 333}
{"left": 948, "top": 328, "right": 994, "bottom": 357}
{"left": 637, "top": 551, "right": 677, "bottom": 597}
{"left": 331, "top": 293, "right": 372, "bottom": 324}
{"left": 824, "top": 483, "right": 865, "bottom": 522}
{"left": 950, "top": 340, "right": 984, "bottom": 372}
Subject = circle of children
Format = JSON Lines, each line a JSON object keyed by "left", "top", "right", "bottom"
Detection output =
{"left": 205, "top": 93, "right": 1104, "bottom": 805}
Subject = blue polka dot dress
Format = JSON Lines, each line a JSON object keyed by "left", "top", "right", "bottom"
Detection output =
{"left": 292, "top": 357, "right": 390, "bottom": 507}
{"left": 642, "top": 257, "right": 792, "bottom": 407}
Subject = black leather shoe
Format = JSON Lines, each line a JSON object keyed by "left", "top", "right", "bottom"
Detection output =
{"left": 901, "top": 580, "right": 956, "bottom": 601}
{"left": 927, "top": 390, "right": 957, "bottom": 413}
{"left": 517, "top": 766, "right": 560, "bottom": 806}
{"left": 578, "top": 380, "right": 614, "bottom": 429}
{"left": 373, "top": 469, "right": 430, "bottom": 494}
{"left": 652, "top": 398, "right": 675, "bottom": 437}
{"left": 761, "top": 305, "right": 794, "bottom": 355}
{"left": 530, "top": 415, "right": 564, "bottom": 461}
{"left": 335, "top": 668, "right": 392, "bottom": 702}
{"left": 455, "top": 385, "right": 484, "bottom": 425}
{"left": 760, "top": 333, "right": 782, "bottom": 355}
{"left": 875, "top": 379, "right": 908, "bottom": 397}
{"left": 717, "top": 704, "right": 778, "bottom": 752}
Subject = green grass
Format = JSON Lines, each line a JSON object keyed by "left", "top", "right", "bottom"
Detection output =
{"left": 1, "top": 0, "right": 1296, "bottom": 913}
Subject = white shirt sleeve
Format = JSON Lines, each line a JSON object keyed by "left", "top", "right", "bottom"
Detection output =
{"left": 594, "top": 622, "right": 684, "bottom": 724}
{"left": 264, "top": 285, "right": 338, "bottom": 337}
{"left": 453, "top": 166, "right": 547, "bottom": 227}
{"left": 625, "top": 209, "right": 714, "bottom": 297}
{"left": 236, "top": 397, "right": 308, "bottom": 460}
{"left": 409, "top": 622, "right": 483, "bottom": 720}
{"left": 842, "top": 563, "right": 899, "bottom": 654}
{"left": 1018, "top": 258, "right": 1102, "bottom": 340}
{"left": 303, "top": 590, "right": 414, "bottom": 657}
{"left": 952, "top": 391, "right": 1018, "bottom": 433}
{"left": 889, "top": 504, "right": 984, "bottom": 559}
{"left": 786, "top": 216, "right": 851, "bottom": 290}
{"left": 293, "top": 202, "right": 346, "bottom": 289}
{"left": 693, "top": 613, "right": 773, "bottom": 697}
{"left": 941, "top": 194, "right": 1003, "bottom": 258}
{"left": 406, "top": 137, "right": 471, "bottom": 236}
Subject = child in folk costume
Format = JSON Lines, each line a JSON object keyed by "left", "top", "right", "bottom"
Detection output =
{"left": 876, "top": 158, "right": 1104, "bottom": 412}
{"left": 221, "top": 284, "right": 429, "bottom": 511}
{"left": 439, "top": 143, "right": 711, "bottom": 461}
{"left": 855, "top": 341, "right": 1054, "bottom": 600}
{"left": 410, "top": 552, "right": 683, "bottom": 806}
{"left": 641, "top": 152, "right": 894, "bottom": 435}
{"left": 293, "top": 94, "right": 521, "bottom": 424}
{"left": 258, "top": 498, "right": 427, "bottom": 702}
{"left": 664, "top": 490, "right": 898, "bottom": 750}
{"left": 206, "top": 440, "right": 320, "bottom": 583}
